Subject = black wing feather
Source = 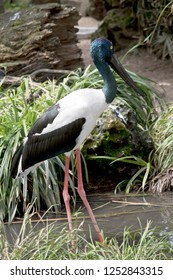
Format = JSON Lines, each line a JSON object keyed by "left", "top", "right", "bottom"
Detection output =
{"left": 22, "top": 118, "right": 86, "bottom": 171}
{"left": 11, "top": 143, "right": 24, "bottom": 178}
{"left": 11, "top": 103, "right": 60, "bottom": 178}
{"left": 29, "top": 103, "right": 60, "bottom": 135}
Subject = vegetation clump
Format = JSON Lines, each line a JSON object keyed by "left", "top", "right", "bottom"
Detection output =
{"left": 1, "top": 214, "right": 172, "bottom": 260}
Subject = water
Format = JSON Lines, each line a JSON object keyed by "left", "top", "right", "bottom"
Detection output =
{"left": 4, "top": 192, "right": 173, "bottom": 244}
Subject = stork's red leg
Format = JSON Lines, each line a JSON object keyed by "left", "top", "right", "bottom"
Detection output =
{"left": 76, "top": 148, "right": 104, "bottom": 244}
{"left": 62, "top": 156, "right": 75, "bottom": 247}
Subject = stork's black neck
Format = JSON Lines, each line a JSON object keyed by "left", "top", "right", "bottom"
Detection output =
{"left": 95, "top": 60, "right": 117, "bottom": 104}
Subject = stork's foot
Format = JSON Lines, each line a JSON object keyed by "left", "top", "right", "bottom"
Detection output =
{"left": 97, "top": 232, "right": 104, "bottom": 245}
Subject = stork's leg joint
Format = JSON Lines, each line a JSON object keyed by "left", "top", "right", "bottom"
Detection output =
{"left": 62, "top": 189, "right": 70, "bottom": 204}
{"left": 77, "top": 186, "right": 86, "bottom": 200}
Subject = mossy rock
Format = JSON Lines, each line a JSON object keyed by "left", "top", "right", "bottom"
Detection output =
{"left": 83, "top": 102, "right": 153, "bottom": 192}
{"left": 84, "top": 108, "right": 131, "bottom": 158}
{"left": 92, "top": 7, "right": 138, "bottom": 49}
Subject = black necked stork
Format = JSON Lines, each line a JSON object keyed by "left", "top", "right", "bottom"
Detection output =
{"left": 11, "top": 38, "right": 143, "bottom": 245}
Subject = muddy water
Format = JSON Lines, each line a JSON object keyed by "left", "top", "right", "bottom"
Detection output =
{"left": 4, "top": 192, "right": 173, "bottom": 244}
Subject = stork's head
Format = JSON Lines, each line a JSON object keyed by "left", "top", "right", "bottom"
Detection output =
{"left": 90, "top": 38, "right": 143, "bottom": 96}
{"left": 90, "top": 38, "right": 114, "bottom": 64}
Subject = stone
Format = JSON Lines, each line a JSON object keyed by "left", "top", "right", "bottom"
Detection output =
{"left": 0, "top": 3, "right": 84, "bottom": 81}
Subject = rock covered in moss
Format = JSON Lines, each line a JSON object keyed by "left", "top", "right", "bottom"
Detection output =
{"left": 83, "top": 101, "right": 153, "bottom": 191}
{"left": 89, "top": 0, "right": 139, "bottom": 50}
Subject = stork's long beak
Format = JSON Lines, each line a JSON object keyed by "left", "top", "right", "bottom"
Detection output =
{"left": 109, "top": 54, "right": 143, "bottom": 95}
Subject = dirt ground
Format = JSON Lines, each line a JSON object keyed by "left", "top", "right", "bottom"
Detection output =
{"left": 78, "top": 17, "right": 173, "bottom": 102}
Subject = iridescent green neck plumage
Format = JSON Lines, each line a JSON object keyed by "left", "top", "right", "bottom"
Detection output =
{"left": 95, "top": 60, "right": 117, "bottom": 103}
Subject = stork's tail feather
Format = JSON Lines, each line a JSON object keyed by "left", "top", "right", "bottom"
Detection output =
{"left": 11, "top": 144, "right": 23, "bottom": 178}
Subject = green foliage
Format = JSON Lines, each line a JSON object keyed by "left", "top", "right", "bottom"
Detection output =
{"left": 115, "top": 70, "right": 163, "bottom": 127}
{"left": 151, "top": 107, "right": 173, "bottom": 173}
{"left": 1, "top": 213, "right": 172, "bottom": 260}
{"left": 148, "top": 106, "right": 173, "bottom": 192}
{"left": 3, "top": 0, "right": 31, "bottom": 11}
{"left": 94, "top": 155, "right": 152, "bottom": 193}
{"left": 138, "top": 0, "right": 173, "bottom": 60}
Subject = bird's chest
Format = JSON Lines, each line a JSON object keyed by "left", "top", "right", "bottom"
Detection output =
{"left": 59, "top": 88, "right": 107, "bottom": 120}
{"left": 70, "top": 89, "right": 108, "bottom": 146}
